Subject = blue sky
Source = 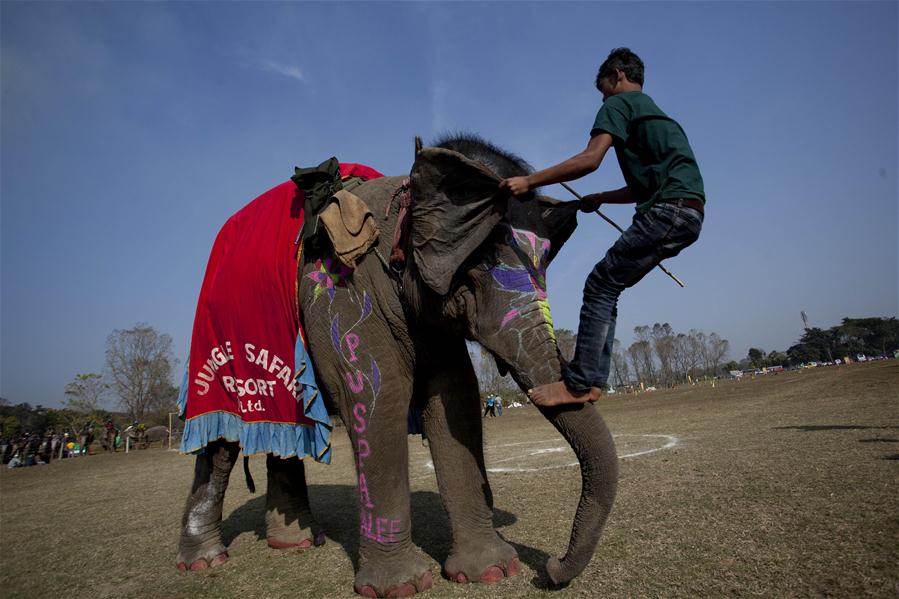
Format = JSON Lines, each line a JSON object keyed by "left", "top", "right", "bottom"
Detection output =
{"left": 2, "top": 1, "right": 896, "bottom": 408}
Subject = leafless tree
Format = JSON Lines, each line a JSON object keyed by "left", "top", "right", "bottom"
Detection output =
{"left": 629, "top": 325, "right": 656, "bottom": 386}
{"left": 684, "top": 330, "right": 705, "bottom": 380}
{"left": 555, "top": 328, "right": 577, "bottom": 363}
{"left": 467, "top": 342, "right": 505, "bottom": 397}
{"left": 105, "top": 324, "right": 178, "bottom": 422}
{"left": 671, "top": 333, "right": 689, "bottom": 381}
{"left": 650, "top": 323, "right": 678, "bottom": 386}
{"left": 706, "top": 333, "right": 730, "bottom": 376}
{"left": 616, "top": 325, "right": 729, "bottom": 385}
{"left": 610, "top": 338, "right": 630, "bottom": 388}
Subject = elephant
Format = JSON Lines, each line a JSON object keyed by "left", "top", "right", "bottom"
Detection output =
{"left": 120, "top": 424, "right": 145, "bottom": 449}
{"left": 176, "top": 135, "right": 619, "bottom": 596}
{"left": 118, "top": 424, "right": 169, "bottom": 450}
{"left": 142, "top": 425, "right": 170, "bottom": 446}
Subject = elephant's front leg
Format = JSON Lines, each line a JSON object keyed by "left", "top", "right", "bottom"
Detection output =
{"left": 338, "top": 370, "right": 433, "bottom": 597}
{"left": 176, "top": 440, "right": 239, "bottom": 570}
{"left": 421, "top": 339, "right": 520, "bottom": 584}
{"left": 265, "top": 455, "right": 326, "bottom": 549}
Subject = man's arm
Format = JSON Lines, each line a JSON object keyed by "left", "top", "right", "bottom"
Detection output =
{"left": 579, "top": 186, "right": 633, "bottom": 212}
{"left": 500, "top": 133, "right": 614, "bottom": 195}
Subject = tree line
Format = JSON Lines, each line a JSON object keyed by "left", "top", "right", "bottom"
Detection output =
{"left": 604, "top": 324, "right": 729, "bottom": 389}
{"left": 745, "top": 317, "right": 898, "bottom": 368}
{"left": 469, "top": 316, "right": 898, "bottom": 396}
{"left": 471, "top": 324, "right": 731, "bottom": 393}
{"left": 1, "top": 324, "right": 179, "bottom": 439}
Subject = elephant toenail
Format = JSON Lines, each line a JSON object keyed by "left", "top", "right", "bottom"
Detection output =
{"left": 479, "top": 565, "right": 505, "bottom": 583}
{"left": 209, "top": 552, "right": 229, "bottom": 567}
{"left": 189, "top": 559, "right": 209, "bottom": 571}
{"left": 417, "top": 570, "right": 433, "bottom": 591}
{"left": 386, "top": 583, "right": 416, "bottom": 598}
{"left": 356, "top": 585, "right": 378, "bottom": 598}
{"left": 507, "top": 557, "right": 521, "bottom": 576}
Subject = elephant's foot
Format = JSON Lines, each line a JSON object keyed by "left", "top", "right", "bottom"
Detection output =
{"left": 264, "top": 455, "right": 324, "bottom": 550}
{"left": 265, "top": 520, "right": 326, "bottom": 550}
{"left": 354, "top": 549, "right": 433, "bottom": 598}
{"left": 264, "top": 503, "right": 325, "bottom": 550}
{"left": 443, "top": 534, "right": 520, "bottom": 584}
{"left": 176, "top": 538, "right": 229, "bottom": 571}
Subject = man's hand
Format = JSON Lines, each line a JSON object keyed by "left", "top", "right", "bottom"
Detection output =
{"left": 579, "top": 192, "right": 603, "bottom": 213}
{"left": 500, "top": 176, "right": 532, "bottom": 196}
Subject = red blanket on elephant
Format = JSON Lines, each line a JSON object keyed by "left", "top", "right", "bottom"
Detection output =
{"left": 179, "top": 163, "right": 382, "bottom": 459}
{"left": 184, "top": 180, "right": 310, "bottom": 422}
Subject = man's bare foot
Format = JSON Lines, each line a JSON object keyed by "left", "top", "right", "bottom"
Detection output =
{"left": 528, "top": 382, "right": 603, "bottom": 407}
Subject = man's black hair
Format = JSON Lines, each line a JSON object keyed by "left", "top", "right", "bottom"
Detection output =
{"left": 595, "top": 47, "right": 644, "bottom": 89}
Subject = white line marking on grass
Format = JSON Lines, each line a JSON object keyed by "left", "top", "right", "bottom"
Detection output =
{"left": 415, "top": 434, "right": 679, "bottom": 476}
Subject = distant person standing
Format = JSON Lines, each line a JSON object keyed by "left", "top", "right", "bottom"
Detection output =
{"left": 483, "top": 396, "right": 496, "bottom": 418}
{"left": 495, "top": 396, "right": 503, "bottom": 417}
{"left": 500, "top": 47, "right": 705, "bottom": 407}
{"left": 104, "top": 419, "right": 117, "bottom": 452}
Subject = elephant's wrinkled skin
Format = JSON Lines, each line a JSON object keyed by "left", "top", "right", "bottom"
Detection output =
{"left": 177, "top": 443, "right": 324, "bottom": 571}
{"left": 300, "top": 138, "right": 619, "bottom": 593}
{"left": 176, "top": 137, "right": 619, "bottom": 595}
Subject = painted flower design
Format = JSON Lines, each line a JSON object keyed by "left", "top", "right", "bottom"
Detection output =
{"left": 307, "top": 257, "right": 353, "bottom": 302}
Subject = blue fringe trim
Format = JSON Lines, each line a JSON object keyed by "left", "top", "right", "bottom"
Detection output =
{"left": 178, "top": 334, "right": 332, "bottom": 463}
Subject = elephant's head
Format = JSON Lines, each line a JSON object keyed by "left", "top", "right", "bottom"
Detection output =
{"left": 407, "top": 136, "right": 617, "bottom": 585}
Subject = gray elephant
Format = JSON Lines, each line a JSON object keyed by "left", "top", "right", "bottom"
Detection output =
{"left": 120, "top": 424, "right": 145, "bottom": 449}
{"left": 176, "top": 135, "right": 619, "bottom": 596}
{"left": 142, "top": 425, "right": 170, "bottom": 447}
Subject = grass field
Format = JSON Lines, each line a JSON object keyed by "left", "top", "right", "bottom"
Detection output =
{"left": 2, "top": 360, "right": 897, "bottom": 598}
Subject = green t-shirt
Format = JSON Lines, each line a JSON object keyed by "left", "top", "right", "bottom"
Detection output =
{"left": 591, "top": 91, "right": 705, "bottom": 211}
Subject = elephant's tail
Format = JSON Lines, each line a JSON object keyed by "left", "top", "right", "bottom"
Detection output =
{"left": 243, "top": 456, "right": 256, "bottom": 493}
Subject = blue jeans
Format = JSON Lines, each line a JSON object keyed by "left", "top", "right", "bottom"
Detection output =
{"left": 563, "top": 202, "right": 704, "bottom": 391}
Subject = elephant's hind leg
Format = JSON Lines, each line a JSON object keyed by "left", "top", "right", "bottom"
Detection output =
{"left": 421, "top": 339, "right": 520, "bottom": 585}
{"left": 265, "top": 455, "right": 326, "bottom": 549}
{"left": 176, "top": 440, "right": 238, "bottom": 571}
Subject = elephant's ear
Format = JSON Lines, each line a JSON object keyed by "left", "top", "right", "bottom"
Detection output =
{"left": 507, "top": 195, "right": 580, "bottom": 265}
{"left": 410, "top": 147, "right": 506, "bottom": 295}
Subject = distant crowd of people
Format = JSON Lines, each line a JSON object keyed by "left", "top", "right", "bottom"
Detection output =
{"left": 1, "top": 419, "right": 136, "bottom": 468}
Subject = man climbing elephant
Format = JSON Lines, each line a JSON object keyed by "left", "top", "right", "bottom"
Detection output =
{"left": 501, "top": 47, "right": 706, "bottom": 406}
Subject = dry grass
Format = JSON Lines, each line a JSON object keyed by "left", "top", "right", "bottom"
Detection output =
{"left": 1, "top": 361, "right": 897, "bottom": 598}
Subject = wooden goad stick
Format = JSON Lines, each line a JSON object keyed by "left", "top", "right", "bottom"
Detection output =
{"left": 560, "top": 182, "right": 685, "bottom": 288}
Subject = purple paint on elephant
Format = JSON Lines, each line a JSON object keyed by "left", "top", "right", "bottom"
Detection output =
{"left": 361, "top": 291, "right": 372, "bottom": 321}
{"left": 371, "top": 358, "right": 381, "bottom": 396}
{"left": 490, "top": 266, "right": 535, "bottom": 295}
{"left": 330, "top": 314, "right": 341, "bottom": 352}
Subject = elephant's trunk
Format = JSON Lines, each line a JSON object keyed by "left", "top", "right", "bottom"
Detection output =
{"left": 470, "top": 292, "right": 618, "bottom": 583}
{"left": 507, "top": 335, "right": 618, "bottom": 585}
{"left": 537, "top": 401, "right": 618, "bottom": 585}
